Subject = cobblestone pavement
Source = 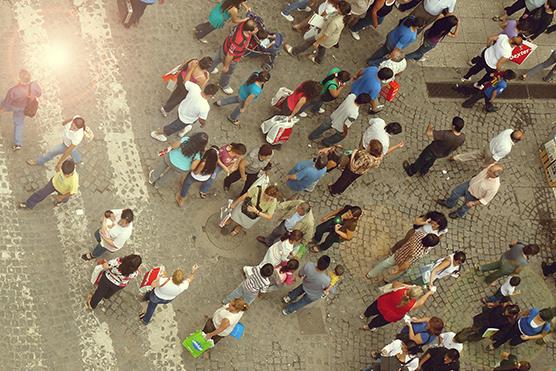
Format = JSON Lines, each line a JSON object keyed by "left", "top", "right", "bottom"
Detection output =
{"left": 0, "top": 0, "right": 555, "bottom": 370}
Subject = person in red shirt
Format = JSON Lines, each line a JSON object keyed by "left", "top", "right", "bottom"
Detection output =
{"left": 275, "top": 80, "right": 322, "bottom": 120}
{"left": 209, "top": 19, "right": 258, "bottom": 95}
{"left": 359, "top": 283, "right": 434, "bottom": 331}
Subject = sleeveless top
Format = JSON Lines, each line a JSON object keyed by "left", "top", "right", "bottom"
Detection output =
{"left": 422, "top": 254, "right": 459, "bottom": 283}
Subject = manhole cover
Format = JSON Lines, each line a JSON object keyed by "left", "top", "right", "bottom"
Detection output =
{"left": 203, "top": 212, "right": 267, "bottom": 252}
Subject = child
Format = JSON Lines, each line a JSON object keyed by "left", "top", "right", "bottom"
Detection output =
{"left": 102, "top": 210, "right": 116, "bottom": 230}
{"left": 262, "top": 259, "right": 299, "bottom": 293}
{"left": 485, "top": 276, "right": 521, "bottom": 304}
{"left": 323, "top": 264, "right": 345, "bottom": 297}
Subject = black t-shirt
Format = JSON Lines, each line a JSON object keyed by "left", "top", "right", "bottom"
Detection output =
{"left": 428, "top": 130, "right": 465, "bottom": 158}
{"left": 422, "top": 347, "right": 460, "bottom": 371}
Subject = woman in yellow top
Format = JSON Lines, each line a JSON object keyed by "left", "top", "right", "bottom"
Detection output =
{"left": 19, "top": 159, "right": 79, "bottom": 209}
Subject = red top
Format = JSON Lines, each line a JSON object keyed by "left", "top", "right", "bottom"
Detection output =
{"left": 377, "top": 288, "right": 416, "bottom": 322}
{"left": 286, "top": 84, "right": 307, "bottom": 111}
{"left": 223, "top": 21, "right": 252, "bottom": 62}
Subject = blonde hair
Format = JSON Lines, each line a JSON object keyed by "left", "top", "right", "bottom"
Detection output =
{"left": 172, "top": 269, "right": 185, "bottom": 285}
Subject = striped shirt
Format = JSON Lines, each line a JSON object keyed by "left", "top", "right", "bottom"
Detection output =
{"left": 223, "top": 21, "right": 252, "bottom": 62}
{"left": 394, "top": 231, "right": 429, "bottom": 267}
{"left": 104, "top": 258, "right": 138, "bottom": 287}
{"left": 243, "top": 267, "right": 271, "bottom": 294}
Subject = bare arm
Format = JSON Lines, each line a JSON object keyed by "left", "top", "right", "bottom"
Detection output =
{"left": 290, "top": 97, "right": 307, "bottom": 118}
{"left": 241, "top": 94, "right": 255, "bottom": 111}
{"left": 495, "top": 57, "right": 507, "bottom": 71}
{"left": 411, "top": 290, "right": 434, "bottom": 310}
{"left": 425, "top": 124, "right": 434, "bottom": 139}
{"left": 228, "top": 7, "right": 248, "bottom": 24}
{"left": 206, "top": 318, "right": 230, "bottom": 339}
{"left": 238, "top": 158, "right": 247, "bottom": 179}
{"left": 55, "top": 144, "right": 77, "bottom": 171}
{"left": 319, "top": 207, "right": 344, "bottom": 222}
{"left": 230, "top": 192, "right": 249, "bottom": 209}
{"left": 429, "top": 258, "right": 451, "bottom": 285}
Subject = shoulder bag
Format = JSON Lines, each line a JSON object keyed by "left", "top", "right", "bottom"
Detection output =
{"left": 24, "top": 83, "right": 38, "bottom": 117}
{"left": 241, "top": 185, "right": 262, "bottom": 219}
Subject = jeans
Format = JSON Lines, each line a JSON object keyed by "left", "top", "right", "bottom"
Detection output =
{"left": 223, "top": 169, "right": 258, "bottom": 195}
{"left": 195, "top": 21, "right": 217, "bottom": 39}
{"left": 91, "top": 273, "right": 123, "bottom": 308}
{"left": 224, "top": 283, "right": 258, "bottom": 304}
{"left": 292, "top": 37, "right": 326, "bottom": 64}
{"left": 162, "top": 117, "right": 190, "bottom": 137}
{"left": 444, "top": 181, "right": 479, "bottom": 217}
{"left": 282, "top": 0, "right": 310, "bottom": 15}
{"left": 91, "top": 229, "right": 111, "bottom": 258}
{"left": 143, "top": 290, "right": 172, "bottom": 324}
{"left": 300, "top": 96, "right": 325, "bottom": 114}
{"left": 504, "top": 0, "right": 526, "bottom": 16}
{"left": 366, "top": 255, "right": 396, "bottom": 278}
{"left": 180, "top": 172, "right": 211, "bottom": 197}
{"left": 363, "top": 299, "right": 392, "bottom": 329}
{"left": 367, "top": 44, "right": 392, "bottom": 66}
{"left": 37, "top": 143, "right": 81, "bottom": 165}
{"left": 209, "top": 47, "right": 238, "bottom": 89}
{"left": 485, "top": 288, "right": 506, "bottom": 303}
{"left": 526, "top": 50, "right": 556, "bottom": 81}
{"left": 406, "top": 145, "right": 437, "bottom": 176}
{"left": 406, "top": 39, "right": 437, "bottom": 61}
{"left": 284, "top": 284, "right": 318, "bottom": 314}
{"left": 463, "top": 50, "right": 496, "bottom": 86}
{"left": 200, "top": 166, "right": 223, "bottom": 193}
{"left": 218, "top": 95, "right": 245, "bottom": 121}
{"left": 24, "top": 178, "right": 63, "bottom": 209}
{"left": 13, "top": 110, "right": 25, "bottom": 146}
{"left": 480, "top": 257, "right": 517, "bottom": 284}
{"left": 264, "top": 220, "right": 288, "bottom": 246}
{"left": 312, "top": 219, "right": 341, "bottom": 251}
{"left": 308, "top": 117, "right": 344, "bottom": 145}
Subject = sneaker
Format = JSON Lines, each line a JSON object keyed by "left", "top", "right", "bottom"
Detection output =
{"left": 467, "top": 59, "right": 475, "bottom": 66}
{"left": 26, "top": 159, "right": 37, "bottom": 166}
{"left": 150, "top": 131, "right": 167, "bottom": 142}
{"left": 210, "top": 67, "right": 219, "bottom": 75}
{"left": 301, "top": 6, "right": 312, "bottom": 12}
{"left": 198, "top": 38, "right": 208, "bottom": 44}
{"left": 473, "top": 82, "right": 484, "bottom": 90}
{"left": 281, "top": 11, "right": 294, "bottom": 22}
{"left": 12, "top": 145, "right": 22, "bottom": 151}
{"left": 435, "top": 199, "right": 450, "bottom": 208}
{"left": 460, "top": 77, "right": 471, "bottom": 82}
{"left": 177, "top": 125, "right": 192, "bottom": 138}
{"left": 308, "top": 55, "right": 318, "bottom": 64}
{"left": 448, "top": 211, "right": 460, "bottom": 219}
{"left": 148, "top": 169, "right": 155, "bottom": 185}
{"left": 283, "top": 43, "right": 294, "bottom": 55}
{"left": 222, "top": 86, "right": 234, "bottom": 95}
{"left": 242, "top": 266, "right": 251, "bottom": 276}
{"left": 418, "top": 57, "right": 428, "bottom": 62}
{"left": 318, "top": 108, "right": 325, "bottom": 114}
{"left": 159, "top": 106, "right": 168, "bottom": 117}
{"left": 282, "top": 295, "right": 291, "bottom": 303}
{"left": 282, "top": 309, "right": 290, "bottom": 315}
{"left": 299, "top": 112, "right": 308, "bottom": 118}
{"left": 18, "top": 202, "right": 28, "bottom": 209}
{"left": 350, "top": 30, "right": 360, "bottom": 40}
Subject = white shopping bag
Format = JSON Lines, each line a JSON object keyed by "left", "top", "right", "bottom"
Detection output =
{"left": 90, "top": 264, "right": 104, "bottom": 285}
{"left": 271, "top": 87, "right": 293, "bottom": 106}
{"left": 261, "top": 115, "right": 290, "bottom": 134}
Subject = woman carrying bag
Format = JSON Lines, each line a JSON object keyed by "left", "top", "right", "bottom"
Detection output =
{"left": 176, "top": 146, "right": 219, "bottom": 207}
{"left": 203, "top": 298, "right": 249, "bottom": 346}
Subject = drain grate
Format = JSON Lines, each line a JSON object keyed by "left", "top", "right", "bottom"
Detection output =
{"left": 426, "top": 82, "right": 555, "bottom": 100}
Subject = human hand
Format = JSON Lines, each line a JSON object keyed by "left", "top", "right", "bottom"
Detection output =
{"left": 398, "top": 141, "right": 405, "bottom": 149}
{"left": 313, "top": 42, "right": 320, "bottom": 49}
{"left": 520, "top": 335, "right": 529, "bottom": 340}
{"left": 247, "top": 205, "right": 258, "bottom": 213}
{"left": 429, "top": 285, "right": 437, "bottom": 293}
{"left": 334, "top": 224, "right": 341, "bottom": 232}
{"left": 465, "top": 201, "right": 476, "bottom": 208}
{"left": 222, "top": 64, "right": 230, "bottom": 73}
{"left": 192, "top": 263, "right": 200, "bottom": 272}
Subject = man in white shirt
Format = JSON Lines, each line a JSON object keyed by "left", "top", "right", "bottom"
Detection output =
{"left": 462, "top": 34, "right": 522, "bottom": 88}
{"left": 360, "top": 118, "right": 404, "bottom": 156}
{"left": 140, "top": 265, "right": 198, "bottom": 324}
{"left": 308, "top": 93, "right": 371, "bottom": 146}
{"left": 452, "top": 128, "right": 523, "bottom": 164}
{"left": 150, "top": 83, "right": 219, "bottom": 142}
{"left": 82, "top": 208, "right": 134, "bottom": 260}
{"left": 437, "top": 164, "right": 502, "bottom": 219}
{"left": 378, "top": 50, "right": 407, "bottom": 82}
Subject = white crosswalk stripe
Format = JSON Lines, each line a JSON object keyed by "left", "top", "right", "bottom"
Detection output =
{"left": 12, "top": 1, "right": 118, "bottom": 369}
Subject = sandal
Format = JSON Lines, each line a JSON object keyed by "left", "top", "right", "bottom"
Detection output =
{"left": 199, "top": 192, "right": 208, "bottom": 199}
{"left": 227, "top": 116, "right": 240, "bottom": 126}
{"left": 492, "top": 15, "right": 502, "bottom": 21}
{"left": 230, "top": 226, "right": 241, "bottom": 236}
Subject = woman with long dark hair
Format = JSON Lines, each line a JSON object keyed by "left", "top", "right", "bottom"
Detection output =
{"left": 148, "top": 132, "right": 209, "bottom": 189}
{"left": 406, "top": 15, "right": 459, "bottom": 62}
{"left": 175, "top": 146, "right": 219, "bottom": 207}
{"left": 87, "top": 254, "right": 142, "bottom": 309}
{"left": 215, "top": 71, "right": 271, "bottom": 125}
{"left": 276, "top": 80, "right": 322, "bottom": 119}
{"left": 194, "top": 0, "right": 250, "bottom": 43}
{"left": 300, "top": 69, "right": 351, "bottom": 116}
{"left": 455, "top": 302, "right": 520, "bottom": 343}
{"left": 310, "top": 205, "right": 361, "bottom": 252}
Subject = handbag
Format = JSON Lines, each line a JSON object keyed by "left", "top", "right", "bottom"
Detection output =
{"left": 140, "top": 266, "right": 165, "bottom": 288}
{"left": 271, "top": 87, "right": 293, "bottom": 107}
{"left": 241, "top": 186, "right": 262, "bottom": 219}
{"left": 90, "top": 263, "right": 105, "bottom": 285}
{"left": 24, "top": 83, "right": 38, "bottom": 117}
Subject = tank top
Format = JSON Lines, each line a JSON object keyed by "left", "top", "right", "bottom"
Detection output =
{"left": 377, "top": 0, "right": 396, "bottom": 18}
{"left": 422, "top": 254, "right": 460, "bottom": 283}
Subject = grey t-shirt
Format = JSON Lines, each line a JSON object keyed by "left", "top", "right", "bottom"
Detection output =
{"left": 300, "top": 262, "right": 331, "bottom": 299}
{"left": 245, "top": 148, "right": 273, "bottom": 174}
{"left": 502, "top": 243, "right": 528, "bottom": 267}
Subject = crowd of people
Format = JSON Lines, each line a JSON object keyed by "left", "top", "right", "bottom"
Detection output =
{"left": 1, "top": 0, "right": 555, "bottom": 369}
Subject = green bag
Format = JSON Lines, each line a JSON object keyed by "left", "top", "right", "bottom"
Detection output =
{"left": 292, "top": 244, "right": 308, "bottom": 259}
{"left": 182, "top": 330, "right": 214, "bottom": 358}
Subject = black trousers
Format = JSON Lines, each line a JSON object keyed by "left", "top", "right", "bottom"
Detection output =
{"left": 129, "top": 0, "right": 149, "bottom": 25}
{"left": 543, "top": 262, "right": 556, "bottom": 275}
{"left": 504, "top": 0, "right": 526, "bottom": 16}
{"left": 463, "top": 50, "right": 496, "bottom": 86}
{"left": 492, "top": 322, "right": 529, "bottom": 348}
{"left": 163, "top": 72, "right": 188, "bottom": 113}
{"left": 406, "top": 145, "right": 438, "bottom": 176}
{"left": 329, "top": 167, "right": 361, "bottom": 195}
{"left": 399, "top": 0, "right": 422, "bottom": 12}
{"left": 202, "top": 318, "right": 224, "bottom": 344}
{"left": 312, "top": 219, "right": 341, "bottom": 251}
{"left": 223, "top": 170, "right": 258, "bottom": 195}
{"left": 90, "top": 274, "right": 123, "bottom": 309}
{"left": 364, "top": 300, "right": 392, "bottom": 329}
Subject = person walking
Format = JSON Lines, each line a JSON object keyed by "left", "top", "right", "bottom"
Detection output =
{"left": 350, "top": 66, "right": 394, "bottom": 113}
{"left": 202, "top": 142, "right": 247, "bottom": 193}
{"left": 359, "top": 284, "right": 434, "bottom": 331}
{"left": 405, "top": 15, "right": 459, "bottom": 62}
{"left": 490, "top": 307, "right": 554, "bottom": 349}
{"left": 225, "top": 184, "right": 279, "bottom": 236}
{"left": 292, "top": 0, "right": 341, "bottom": 33}
{"left": 503, "top": 0, "right": 545, "bottom": 16}
{"left": 283, "top": 1, "right": 352, "bottom": 64}
{"left": 275, "top": 80, "right": 322, "bottom": 119}
{"left": 148, "top": 132, "right": 208, "bottom": 190}
{"left": 484, "top": 276, "right": 521, "bottom": 304}
{"left": 366, "top": 16, "right": 424, "bottom": 66}
{"left": 478, "top": 241, "right": 540, "bottom": 285}
{"left": 460, "top": 70, "right": 517, "bottom": 112}
{"left": 307, "top": 93, "right": 372, "bottom": 146}
{"left": 399, "top": 316, "right": 445, "bottom": 347}
{"left": 349, "top": 0, "right": 398, "bottom": 41}
{"left": 300, "top": 68, "right": 351, "bottom": 116}
{"left": 409, "top": 0, "right": 457, "bottom": 30}
{"left": 0, "top": 69, "right": 42, "bottom": 151}
{"left": 140, "top": 265, "right": 199, "bottom": 324}
{"left": 27, "top": 115, "right": 85, "bottom": 169}
{"left": 126, "top": 0, "right": 164, "bottom": 28}
{"left": 378, "top": 49, "right": 408, "bottom": 81}
{"left": 87, "top": 254, "right": 142, "bottom": 309}
{"left": 18, "top": 159, "right": 79, "bottom": 210}
{"left": 223, "top": 144, "right": 273, "bottom": 195}
{"left": 451, "top": 128, "right": 524, "bottom": 164}
{"left": 519, "top": 0, "right": 556, "bottom": 40}
{"left": 521, "top": 49, "right": 556, "bottom": 82}
{"left": 215, "top": 71, "right": 270, "bottom": 125}
{"left": 310, "top": 205, "right": 362, "bottom": 252}
{"left": 282, "top": 255, "right": 331, "bottom": 315}
{"left": 209, "top": 19, "right": 259, "bottom": 95}
{"left": 257, "top": 200, "right": 314, "bottom": 247}
{"left": 436, "top": 163, "right": 503, "bottom": 219}
{"left": 81, "top": 209, "right": 134, "bottom": 261}
{"left": 410, "top": 251, "right": 465, "bottom": 288}
{"left": 360, "top": 118, "right": 404, "bottom": 157}
{"left": 246, "top": 230, "right": 303, "bottom": 273}
{"left": 455, "top": 302, "right": 520, "bottom": 343}
{"left": 224, "top": 263, "right": 276, "bottom": 304}
{"left": 366, "top": 231, "right": 440, "bottom": 281}
{"left": 194, "top": 0, "right": 250, "bottom": 43}
{"left": 175, "top": 146, "right": 219, "bottom": 207}
{"left": 328, "top": 141, "right": 383, "bottom": 195}
{"left": 280, "top": 0, "right": 317, "bottom": 22}
{"left": 203, "top": 298, "right": 248, "bottom": 346}
{"left": 403, "top": 117, "right": 465, "bottom": 176}
{"left": 160, "top": 56, "right": 212, "bottom": 117}
{"left": 493, "top": 352, "right": 531, "bottom": 371}
{"left": 151, "top": 84, "right": 218, "bottom": 142}
{"left": 285, "top": 155, "right": 328, "bottom": 193}
{"left": 390, "top": 211, "right": 448, "bottom": 254}
{"left": 363, "top": 338, "right": 421, "bottom": 371}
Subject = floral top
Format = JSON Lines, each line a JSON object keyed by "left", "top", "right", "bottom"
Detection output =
{"left": 349, "top": 149, "right": 382, "bottom": 175}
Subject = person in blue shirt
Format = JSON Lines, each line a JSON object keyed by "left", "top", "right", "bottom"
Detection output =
{"left": 367, "top": 16, "right": 424, "bottom": 66}
{"left": 215, "top": 71, "right": 270, "bottom": 125}
{"left": 286, "top": 155, "right": 328, "bottom": 193}
{"left": 351, "top": 66, "right": 393, "bottom": 113}
{"left": 461, "top": 70, "right": 516, "bottom": 112}
{"left": 490, "top": 307, "right": 554, "bottom": 349}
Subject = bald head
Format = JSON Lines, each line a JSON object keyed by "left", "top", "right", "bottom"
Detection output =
{"left": 389, "top": 49, "right": 404, "bottom": 62}
{"left": 511, "top": 130, "right": 524, "bottom": 142}
{"left": 487, "top": 164, "right": 504, "bottom": 178}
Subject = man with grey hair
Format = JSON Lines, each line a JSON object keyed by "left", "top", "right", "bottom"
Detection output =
{"left": 437, "top": 164, "right": 503, "bottom": 219}
{"left": 451, "top": 128, "right": 523, "bottom": 165}
{"left": 0, "top": 69, "right": 42, "bottom": 151}
{"left": 378, "top": 49, "right": 407, "bottom": 83}
{"left": 257, "top": 200, "right": 315, "bottom": 247}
